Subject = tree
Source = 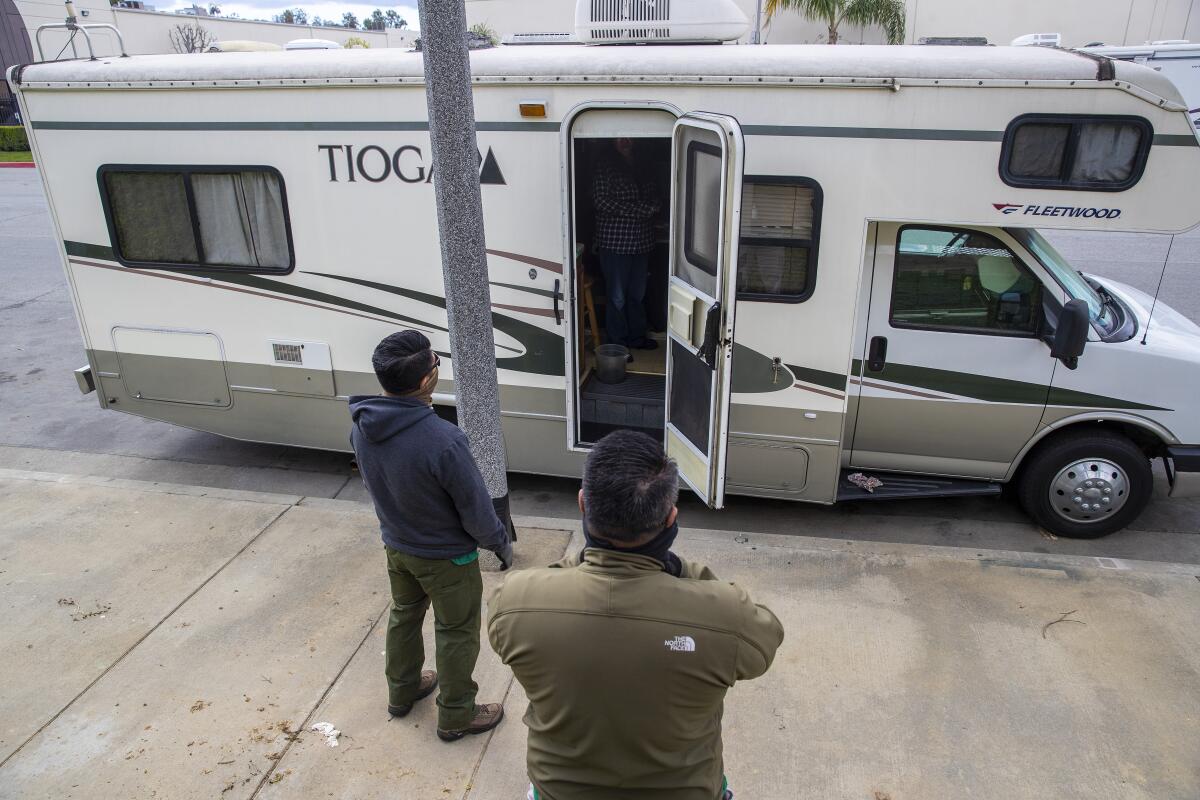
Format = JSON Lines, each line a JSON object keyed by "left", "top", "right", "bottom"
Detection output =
{"left": 207, "top": 3, "right": 220, "bottom": 15}
{"left": 344, "top": 36, "right": 371, "bottom": 48}
{"left": 274, "top": 8, "right": 307, "bottom": 24}
{"left": 765, "top": 0, "right": 905, "bottom": 44}
{"left": 169, "top": 21, "right": 215, "bottom": 53}
{"left": 363, "top": 9, "right": 386, "bottom": 30}
{"left": 341, "top": 11, "right": 359, "bottom": 28}
{"left": 311, "top": 15, "right": 324, "bottom": 26}
{"left": 384, "top": 9, "right": 407, "bottom": 28}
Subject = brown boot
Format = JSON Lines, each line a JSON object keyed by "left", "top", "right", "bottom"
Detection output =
{"left": 388, "top": 670, "right": 438, "bottom": 718}
{"left": 436, "top": 703, "right": 504, "bottom": 742}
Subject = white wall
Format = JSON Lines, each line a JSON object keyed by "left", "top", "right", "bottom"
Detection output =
{"left": 465, "top": 0, "right": 1198, "bottom": 47}
{"left": 464, "top": 0, "right": 880, "bottom": 44}
{"left": 906, "top": 0, "right": 1199, "bottom": 48}
{"left": 17, "top": 0, "right": 415, "bottom": 58}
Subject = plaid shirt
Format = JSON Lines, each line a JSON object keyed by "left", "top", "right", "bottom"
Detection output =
{"left": 592, "top": 158, "right": 660, "bottom": 255}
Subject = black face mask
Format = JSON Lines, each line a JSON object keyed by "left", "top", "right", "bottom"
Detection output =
{"left": 582, "top": 519, "right": 682, "bottom": 577}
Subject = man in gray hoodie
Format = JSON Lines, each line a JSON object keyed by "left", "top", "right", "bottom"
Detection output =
{"left": 350, "top": 330, "right": 511, "bottom": 742}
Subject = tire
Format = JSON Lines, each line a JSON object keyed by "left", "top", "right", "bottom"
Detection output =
{"left": 1017, "top": 430, "right": 1153, "bottom": 539}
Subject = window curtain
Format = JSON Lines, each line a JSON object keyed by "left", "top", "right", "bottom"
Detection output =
{"left": 107, "top": 172, "right": 199, "bottom": 263}
{"left": 1071, "top": 122, "right": 1142, "bottom": 183}
{"left": 192, "top": 172, "right": 289, "bottom": 268}
{"left": 1010, "top": 123, "right": 1070, "bottom": 178}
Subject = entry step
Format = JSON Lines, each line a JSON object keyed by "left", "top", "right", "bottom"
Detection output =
{"left": 580, "top": 372, "right": 664, "bottom": 430}
{"left": 836, "top": 469, "right": 1002, "bottom": 502}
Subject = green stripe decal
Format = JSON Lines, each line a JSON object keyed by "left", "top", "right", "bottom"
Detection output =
{"left": 743, "top": 124, "right": 1003, "bottom": 142}
{"left": 35, "top": 120, "right": 1187, "bottom": 144}
{"left": 34, "top": 120, "right": 559, "bottom": 132}
{"left": 861, "top": 360, "right": 1167, "bottom": 410}
{"left": 65, "top": 241, "right": 116, "bottom": 260}
{"left": 304, "top": 272, "right": 565, "bottom": 376}
{"left": 1046, "top": 385, "right": 1169, "bottom": 411}
{"left": 785, "top": 363, "right": 847, "bottom": 391}
{"left": 63, "top": 242, "right": 526, "bottom": 357}
{"left": 872, "top": 362, "right": 1050, "bottom": 404}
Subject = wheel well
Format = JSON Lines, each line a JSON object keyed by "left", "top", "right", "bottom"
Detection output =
{"left": 1015, "top": 420, "right": 1166, "bottom": 478}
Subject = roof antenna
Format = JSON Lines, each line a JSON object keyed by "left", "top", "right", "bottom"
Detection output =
{"left": 1140, "top": 233, "right": 1175, "bottom": 346}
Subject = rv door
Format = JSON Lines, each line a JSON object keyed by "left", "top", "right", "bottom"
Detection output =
{"left": 664, "top": 113, "right": 744, "bottom": 508}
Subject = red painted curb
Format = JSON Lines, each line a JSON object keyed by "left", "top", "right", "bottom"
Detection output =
{"left": 0, "top": 162, "right": 35, "bottom": 168}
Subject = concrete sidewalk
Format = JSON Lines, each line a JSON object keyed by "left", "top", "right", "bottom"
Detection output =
{"left": 1, "top": 468, "right": 1197, "bottom": 799}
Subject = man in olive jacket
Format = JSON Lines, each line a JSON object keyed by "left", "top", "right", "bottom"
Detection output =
{"left": 488, "top": 430, "right": 784, "bottom": 800}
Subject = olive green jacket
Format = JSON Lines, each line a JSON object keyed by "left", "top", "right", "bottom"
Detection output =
{"left": 487, "top": 547, "right": 784, "bottom": 800}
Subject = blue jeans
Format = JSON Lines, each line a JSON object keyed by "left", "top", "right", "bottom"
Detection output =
{"left": 598, "top": 250, "right": 649, "bottom": 347}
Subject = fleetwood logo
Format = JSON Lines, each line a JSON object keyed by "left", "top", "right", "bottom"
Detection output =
{"left": 993, "top": 202, "right": 1121, "bottom": 219}
{"left": 317, "top": 144, "right": 506, "bottom": 185}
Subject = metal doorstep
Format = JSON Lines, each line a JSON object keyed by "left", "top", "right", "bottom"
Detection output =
{"left": 837, "top": 469, "right": 1002, "bottom": 502}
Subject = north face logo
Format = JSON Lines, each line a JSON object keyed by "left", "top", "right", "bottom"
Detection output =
{"left": 664, "top": 636, "right": 696, "bottom": 652}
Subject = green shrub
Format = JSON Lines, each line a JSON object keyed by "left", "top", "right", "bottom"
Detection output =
{"left": 0, "top": 126, "right": 30, "bottom": 152}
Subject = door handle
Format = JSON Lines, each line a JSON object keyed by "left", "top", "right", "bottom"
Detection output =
{"left": 867, "top": 336, "right": 888, "bottom": 372}
{"left": 552, "top": 279, "right": 563, "bottom": 326}
{"left": 700, "top": 301, "right": 722, "bottom": 367}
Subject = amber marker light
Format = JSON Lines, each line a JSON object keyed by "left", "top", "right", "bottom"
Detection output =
{"left": 518, "top": 101, "right": 548, "bottom": 118}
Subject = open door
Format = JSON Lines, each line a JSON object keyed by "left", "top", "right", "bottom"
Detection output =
{"left": 664, "top": 113, "right": 744, "bottom": 508}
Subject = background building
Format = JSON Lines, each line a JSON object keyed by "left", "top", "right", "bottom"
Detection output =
{"left": 1, "top": 0, "right": 33, "bottom": 121}
{"left": 13, "top": 0, "right": 414, "bottom": 59}
{"left": 466, "top": 0, "right": 1199, "bottom": 48}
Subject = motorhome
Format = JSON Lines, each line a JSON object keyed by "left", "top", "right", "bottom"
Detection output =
{"left": 1079, "top": 42, "right": 1200, "bottom": 127}
{"left": 8, "top": 4, "right": 1200, "bottom": 538}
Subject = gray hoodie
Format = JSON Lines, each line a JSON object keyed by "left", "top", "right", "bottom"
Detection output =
{"left": 349, "top": 395, "right": 507, "bottom": 559}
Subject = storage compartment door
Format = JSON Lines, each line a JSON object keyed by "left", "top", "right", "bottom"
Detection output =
{"left": 664, "top": 113, "right": 743, "bottom": 508}
{"left": 112, "top": 327, "right": 231, "bottom": 406}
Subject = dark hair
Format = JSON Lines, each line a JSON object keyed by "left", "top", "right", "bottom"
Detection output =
{"left": 582, "top": 430, "right": 679, "bottom": 541}
{"left": 372, "top": 330, "right": 434, "bottom": 394}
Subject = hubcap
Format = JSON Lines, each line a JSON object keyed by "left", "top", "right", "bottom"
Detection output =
{"left": 1048, "top": 458, "right": 1129, "bottom": 524}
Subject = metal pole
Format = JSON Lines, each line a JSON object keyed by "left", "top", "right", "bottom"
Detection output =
{"left": 753, "top": 0, "right": 763, "bottom": 43}
{"left": 416, "top": 0, "right": 515, "bottom": 538}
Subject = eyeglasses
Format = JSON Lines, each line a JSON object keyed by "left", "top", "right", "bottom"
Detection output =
{"left": 429, "top": 353, "right": 441, "bottom": 374}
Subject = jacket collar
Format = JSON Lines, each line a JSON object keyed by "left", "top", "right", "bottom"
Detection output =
{"left": 579, "top": 547, "right": 667, "bottom": 573}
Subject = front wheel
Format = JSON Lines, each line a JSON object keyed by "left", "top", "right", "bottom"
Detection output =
{"left": 1017, "top": 431, "right": 1153, "bottom": 538}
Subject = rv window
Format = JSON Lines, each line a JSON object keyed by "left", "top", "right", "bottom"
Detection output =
{"left": 1001, "top": 115, "right": 1151, "bottom": 191}
{"left": 891, "top": 227, "right": 1042, "bottom": 336}
{"left": 737, "top": 177, "right": 821, "bottom": 302}
{"left": 100, "top": 166, "right": 293, "bottom": 272}
{"left": 684, "top": 141, "right": 723, "bottom": 280}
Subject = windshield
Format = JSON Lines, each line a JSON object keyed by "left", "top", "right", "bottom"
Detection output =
{"left": 1007, "top": 228, "right": 1118, "bottom": 335}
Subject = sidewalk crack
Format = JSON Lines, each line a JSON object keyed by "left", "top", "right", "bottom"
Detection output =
{"left": 247, "top": 601, "right": 390, "bottom": 798}
{"left": 0, "top": 504, "right": 293, "bottom": 769}
{"left": 461, "top": 673, "right": 518, "bottom": 800}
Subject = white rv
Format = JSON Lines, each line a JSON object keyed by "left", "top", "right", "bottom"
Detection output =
{"left": 7, "top": 14, "right": 1200, "bottom": 538}
{"left": 1079, "top": 42, "right": 1200, "bottom": 127}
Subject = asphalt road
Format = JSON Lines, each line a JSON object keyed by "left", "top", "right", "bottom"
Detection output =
{"left": 2, "top": 168, "right": 1198, "bottom": 562}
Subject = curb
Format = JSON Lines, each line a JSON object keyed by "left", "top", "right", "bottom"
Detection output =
{"left": 0, "top": 162, "right": 35, "bottom": 168}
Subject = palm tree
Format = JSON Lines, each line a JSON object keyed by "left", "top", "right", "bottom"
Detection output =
{"left": 765, "top": 0, "right": 906, "bottom": 45}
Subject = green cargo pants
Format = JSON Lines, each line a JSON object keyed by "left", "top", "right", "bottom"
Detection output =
{"left": 385, "top": 545, "right": 483, "bottom": 730}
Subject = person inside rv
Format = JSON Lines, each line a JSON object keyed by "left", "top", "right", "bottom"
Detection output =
{"left": 592, "top": 137, "right": 663, "bottom": 352}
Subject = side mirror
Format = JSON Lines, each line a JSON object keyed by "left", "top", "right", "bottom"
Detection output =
{"left": 1050, "top": 298, "right": 1089, "bottom": 369}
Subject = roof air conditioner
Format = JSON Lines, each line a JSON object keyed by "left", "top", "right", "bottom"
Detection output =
{"left": 1011, "top": 32, "right": 1062, "bottom": 48}
{"left": 575, "top": 0, "right": 749, "bottom": 45}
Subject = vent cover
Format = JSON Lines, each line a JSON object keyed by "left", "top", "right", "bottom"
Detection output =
{"left": 575, "top": 0, "right": 746, "bottom": 44}
{"left": 589, "top": 0, "right": 670, "bottom": 40}
{"left": 272, "top": 343, "right": 304, "bottom": 364}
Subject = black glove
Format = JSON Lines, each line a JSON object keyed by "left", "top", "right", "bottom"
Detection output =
{"left": 494, "top": 538, "right": 513, "bottom": 571}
